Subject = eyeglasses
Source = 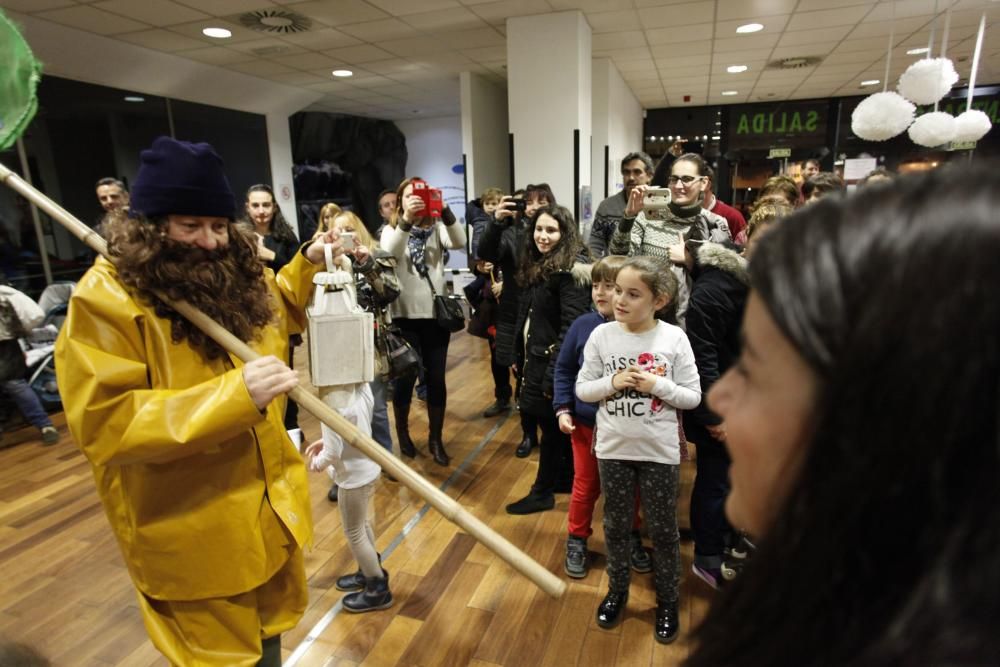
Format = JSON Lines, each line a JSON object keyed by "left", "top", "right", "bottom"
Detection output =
{"left": 667, "top": 175, "right": 704, "bottom": 186}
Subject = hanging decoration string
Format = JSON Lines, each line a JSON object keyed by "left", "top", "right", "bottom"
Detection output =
{"left": 883, "top": 0, "right": 896, "bottom": 93}
{"left": 935, "top": 1, "right": 952, "bottom": 111}
{"left": 967, "top": 12, "right": 987, "bottom": 112}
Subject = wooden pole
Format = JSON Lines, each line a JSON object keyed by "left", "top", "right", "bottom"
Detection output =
{"left": 0, "top": 161, "right": 566, "bottom": 599}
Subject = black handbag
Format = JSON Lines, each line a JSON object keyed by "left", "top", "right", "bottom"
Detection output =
{"left": 376, "top": 323, "right": 420, "bottom": 381}
{"left": 423, "top": 275, "right": 465, "bottom": 333}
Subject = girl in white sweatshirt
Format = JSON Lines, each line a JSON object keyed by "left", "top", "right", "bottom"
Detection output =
{"left": 576, "top": 255, "right": 701, "bottom": 645}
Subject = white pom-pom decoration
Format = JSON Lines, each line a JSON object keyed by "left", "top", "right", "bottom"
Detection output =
{"left": 952, "top": 109, "right": 992, "bottom": 143}
{"left": 907, "top": 111, "right": 957, "bottom": 147}
{"left": 898, "top": 58, "right": 959, "bottom": 105}
{"left": 851, "top": 92, "right": 916, "bottom": 141}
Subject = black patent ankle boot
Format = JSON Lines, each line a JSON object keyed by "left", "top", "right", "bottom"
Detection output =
{"left": 654, "top": 602, "right": 680, "bottom": 644}
{"left": 596, "top": 590, "right": 628, "bottom": 629}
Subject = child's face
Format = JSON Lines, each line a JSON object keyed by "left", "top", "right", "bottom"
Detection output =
{"left": 613, "top": 267, "right": 669, "bottom": 327}
{"left": 592, "top": 279, "right": 616, "bottom": 318}
{"left": 483, "top": 198, "right": 500, "bottom": 215}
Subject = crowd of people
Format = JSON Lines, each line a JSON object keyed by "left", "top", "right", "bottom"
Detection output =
{"left": 38, "top": 134, "right": 998, "bottom": 665}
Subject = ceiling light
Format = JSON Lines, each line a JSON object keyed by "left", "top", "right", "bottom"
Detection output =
{"left": 736, "top": 23, "right": 764, "bottom": 34}
{"left": 721, "top": 90, "right": 739, "bottom": 96}
{"left": 332, "top": 69, "right": 353, "bottom": 77}
{"left": 202, "top": 27, "right": 232, "bottom": 39}
{"left": 124, "top": 96, "right": 145, "bottom": 103}
{"left": 727, "top": 65, "right": 748, "bottom": 73}
{"left": 711, "top": 136, "right": 721, "bottom": 141}
{"left": 715, "top": 121, "right": 721, "bottom": 125}
{"left": 860, "top": 79, "right": 880, "bottom": 86}
{"left": 907, "top": 47, "right": 929, "bottom": 55}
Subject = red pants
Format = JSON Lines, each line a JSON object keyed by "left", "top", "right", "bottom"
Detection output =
{"left": 567, "top": 422, "right": 641, "bottom": 539}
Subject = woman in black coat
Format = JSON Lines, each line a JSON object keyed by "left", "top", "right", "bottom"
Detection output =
{"left": 477, "top": 184, "right": 556, "bottom": 457}
{"left": 502, "top": 204, "right": 592, "bottom": 515}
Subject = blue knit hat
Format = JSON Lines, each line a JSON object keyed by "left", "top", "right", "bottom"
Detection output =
{"left": 129, "top": 136, "right": 237, "bottom": 220}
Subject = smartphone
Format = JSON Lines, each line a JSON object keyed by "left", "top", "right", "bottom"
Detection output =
{"left": 512, "top": 199, "right": 527, "bottom": 213}
{"left": 642, "top": 188, "right": 672, "bottom": 211}
{"left": 340, "top": 231, "right": 356, "bottom": 250}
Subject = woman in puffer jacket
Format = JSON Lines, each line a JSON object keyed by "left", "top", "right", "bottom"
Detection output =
{"left": 503, "top": 204, "right": 592, "bottom": 515}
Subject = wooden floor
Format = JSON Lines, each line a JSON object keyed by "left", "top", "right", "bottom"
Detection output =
{"left": 0, "top": 331, "right": 713, "bottom": 666}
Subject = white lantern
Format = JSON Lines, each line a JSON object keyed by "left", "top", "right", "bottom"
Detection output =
{"left": 851, "top": 92, "right": 915, "bottom": 141}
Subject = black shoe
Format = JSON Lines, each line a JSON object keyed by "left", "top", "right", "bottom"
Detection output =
{"left": 654, "top": 603, "right": 680, "bottom": 644}
{"left": 343, "top": 575, "right": 393, "bottom": 613}
{"left": 596, "top": 590, "right": 628, "bottom": 629}
{"left": 328, "top": 484, "right": 338, "bottom": 502}
{"left": 336, "top": 563, "right": 387, "bottom": 592}
{"left": 483, "top": 399, "right": 511, "bottom": 418}
{"left": 335, "top": 570, "right": 365, "bottom": 592}
{"left": 515, "top": 437, "right": 535, "bottom": 458}
{"left": 564, "top": 536, "right": 588, "bottom": 579}
{"left": 505, "top": 491, "right": 554, "bottom": 515}
{"left": 630, "top": 532, "right": 652, "bottom": 573}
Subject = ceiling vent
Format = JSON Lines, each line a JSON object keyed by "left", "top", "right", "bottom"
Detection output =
{"left": 766, "top": 56, "right": 824, "bottom": 70}
{"left": 238, "top": 9, "right": 312, "bottom": 34}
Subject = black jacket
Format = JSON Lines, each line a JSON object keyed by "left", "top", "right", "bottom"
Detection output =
{"left": 514, "top": 262, "right": 592, "bottom": 417}
{"left": 685, "top": 243, "right": 749, "bottom": 427}
{"left": 477, "top": 216, "right": 527, "bottom": 367}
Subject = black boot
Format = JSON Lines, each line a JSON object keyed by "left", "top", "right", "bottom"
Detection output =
{"left": 335, "top": 554, "right": 384, "bottom": 592}
{"left": 654, "top": 602, "right": 680, "bottom": 644}
{"left": 343, "top": 574, "right": 393, "bottom": 613}
{"left": 258, "top": 634, "right": 281, "bottom": 667}
{"left": 394, "top": 401, "right": 416, "bottom": 458}
{"left": 427, "top": 404, "right": 450, "bottom": 466}
{"left": 596, "top": 590, "right": 629, "bottom": 629}
{"left": 515, "top": 435, "right": 536, "bottom": 458}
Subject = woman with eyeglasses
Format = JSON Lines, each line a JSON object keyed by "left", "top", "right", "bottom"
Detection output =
{"left": 610, "top": 153, "right": 731, "bottom": 327}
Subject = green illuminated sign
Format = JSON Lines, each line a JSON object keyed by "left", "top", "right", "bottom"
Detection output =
{"left": 736, "top": 110, "right": 821, "bottom": 135}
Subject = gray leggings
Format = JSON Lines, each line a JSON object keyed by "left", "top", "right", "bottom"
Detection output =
{"left": 599, "top": 458, "right": 681, "bottom": 605}
{"left": 338, "top": 481, "right": 382, "bottom": 578}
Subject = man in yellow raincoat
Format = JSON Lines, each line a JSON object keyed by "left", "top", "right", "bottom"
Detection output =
{"left": 55, "top": 136, "right": 343, "bottom": 666}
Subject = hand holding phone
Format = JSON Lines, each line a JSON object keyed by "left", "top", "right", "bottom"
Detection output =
{"left": 340, "top": 232, "right": 356, "bottom": 251}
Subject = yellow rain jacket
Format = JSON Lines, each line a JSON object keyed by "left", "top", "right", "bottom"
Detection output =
{"left": 55, "top": 252, "right": 319, "bottom": 601}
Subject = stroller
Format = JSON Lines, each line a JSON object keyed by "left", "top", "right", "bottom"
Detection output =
{"left": 0, "top": 281, "right": 72, "bottom": 430}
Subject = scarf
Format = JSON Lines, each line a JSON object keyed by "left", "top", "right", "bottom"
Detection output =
{"left": 407, "top": 224, "right": 434, "bottom": 277}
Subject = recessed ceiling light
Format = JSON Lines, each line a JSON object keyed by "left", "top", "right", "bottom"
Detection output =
{"left": 721, "top": 90, "right": 739, "bottom": 96}
{"left": 711, "top": 136, "right": 721, "bottom": 141}
{"left": 907, "top": 47, "right": 929, "bottom": 55}
{"left": 860, "top": 79, "right": 880, "bottom": 86}
{"left": 727, "top": 65, "right": 748, "bottom": 73}
{"left": 736, "top": 23, "right": 764, "bottom": 34}
{"left": 332, "top": 69, "right": 353, "bottom": 77}
{"left": 715, "top": 121, "right": 722, "bottom": 126}
{"left": 202, "top": 27, "right": 232, "bottom": 39}
{"left": 124, "top": 96, "right": 145, "bottom": 103}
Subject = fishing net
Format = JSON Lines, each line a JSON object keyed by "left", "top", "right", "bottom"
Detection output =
{"left": 0, "top": 9, "right": 42, "bottom": 150}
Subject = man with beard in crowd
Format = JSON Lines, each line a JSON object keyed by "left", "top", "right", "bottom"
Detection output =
{"left": 55, "top": 136, "right": 344, "bottom": 666}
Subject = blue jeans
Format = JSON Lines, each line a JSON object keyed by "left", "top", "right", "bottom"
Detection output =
{"left": 370, "top": 377, "right": 393, "bottom": 453}
{"left": 3, "top": 378, "right": 53, "bottom": 430}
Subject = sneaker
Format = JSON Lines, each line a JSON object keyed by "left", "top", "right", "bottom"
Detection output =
{"left": 691, "top": 562, "right": 724, "bottom": 591}
{"left": 725, "top": 533, "right": 755, "bottom": 561}
{"left": 41, "top": 426, "right": 58, "bottom": 446}
{"left": 630, "top": 533, "right": 652, "bottom": 573}
{"left": 505, "top": 491, "right": 554, "bottom": 515}
{"left": 483, "top": 399, "right": 511, "bottom": 418}
{"left": 564, "top": 536, "right": 588, "bottom": 578}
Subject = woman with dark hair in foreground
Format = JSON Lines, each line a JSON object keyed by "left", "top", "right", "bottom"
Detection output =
{"left": 686, "top": 164, "right": 1000, "bottom": 665}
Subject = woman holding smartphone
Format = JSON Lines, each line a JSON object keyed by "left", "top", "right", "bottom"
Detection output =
{"left": 380, "top": 178, "right": 466, "bottom": 467}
